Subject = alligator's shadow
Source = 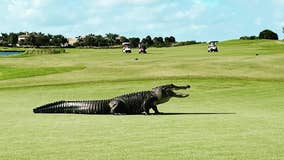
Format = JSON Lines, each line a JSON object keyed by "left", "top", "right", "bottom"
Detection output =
{"left": 158, "top": 112, "right": 236, "bottom": 115}
{"left": 76, "top": 112, "right": 236, "bottom": 116}
{"left": 114, "top": 112, "right": 236, "bottom": 116}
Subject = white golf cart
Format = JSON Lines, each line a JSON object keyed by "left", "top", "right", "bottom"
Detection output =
{"left": 208, "top": 41, "right": 218, "bottom": 52}
{"left": 122, "top": 42, "right": 131, "bottom": 53}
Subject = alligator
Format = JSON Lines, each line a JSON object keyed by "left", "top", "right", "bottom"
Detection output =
{"left": 33, "top": 84, "right": 190, "bottom": 115}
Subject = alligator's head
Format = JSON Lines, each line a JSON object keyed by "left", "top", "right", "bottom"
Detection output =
{"left": 152, "top": 84, "right": 190, "bottom": 105}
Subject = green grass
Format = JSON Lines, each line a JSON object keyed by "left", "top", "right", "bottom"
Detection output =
{"left": 0, "top": 40, "right": 283, "bottom": 160}
{"left": 0, "top": 65, "right": 85, "bottom": 81}
{"left": 0, "top": 47, "right": 25, "bottom": 52}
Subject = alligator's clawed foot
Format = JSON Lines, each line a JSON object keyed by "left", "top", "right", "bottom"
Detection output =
{"left": 142, "top": 112, "right": 150, "bottom": 115}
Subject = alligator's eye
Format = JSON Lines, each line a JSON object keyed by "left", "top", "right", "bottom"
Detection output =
{"left": 163, "top": 89, "right": 169, "bottom": 95}
{"left": 166, "top": 89, "right": 172, "bottom": 95}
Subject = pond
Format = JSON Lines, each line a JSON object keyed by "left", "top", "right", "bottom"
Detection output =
{"left": 0, "top": 51, "right": 25, "bottom": 56}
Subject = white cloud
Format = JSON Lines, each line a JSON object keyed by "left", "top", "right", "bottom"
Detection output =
{"left": 175, "top": 23, "right": 208, "bottom": 36}
{"left": 189, "top": 24, "right": 208, "bottom": 30}
{"left": 3, "top": 0, "right": 281, "bottom": 41}
{"left": 255, "top": 17, "right": 262, "bottom": 26}
{"left": 7, "top": 0, "right": 48, "bottom": 20}
{"left": 271, "top": 1, "right": 284, "bottom": 29}
{"left": 87, "top": 0, "right": 156, "bottom": 7}
{"left": 31, "top": 0, "right": 48, "bottom": 7}
{"left": 85, "top": 17, "right": 103, "bottom": 25}
{"left": 175, "top": 1, "right": 207, "bottom": 19}
{"left": 275, "top": 21, "right": 284, "bottom": 29}
{"left": 272, "top": 0, "right": 284, "bottom": 5}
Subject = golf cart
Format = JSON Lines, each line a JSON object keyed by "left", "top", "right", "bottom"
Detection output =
{"left": 138, "top": 43, "right": 147, "bottom": 54}
{"left": 208, "top": 41, "right": 218, "bottom": 52}
{"left": 122, "top": 42, "right": 131, "bottom": 53}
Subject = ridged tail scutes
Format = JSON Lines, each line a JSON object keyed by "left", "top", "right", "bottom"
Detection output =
{"left": 33, "top": 100, "right": 67, "bottom": 113}
{"left": 33, "top": 100, "right": 110, "bottom": 114}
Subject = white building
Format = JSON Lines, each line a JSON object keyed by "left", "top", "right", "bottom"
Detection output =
{"left": 67, "top": 38, "right": 78, "bottom": 46}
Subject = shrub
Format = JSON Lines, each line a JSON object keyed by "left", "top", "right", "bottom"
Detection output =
{"left": 173, "top": 41, "right": 203, "bottom": 47}
{"left": 25, "top": 48, "right": 66, "bottom": 55}
{"left": 240, "top": 36, "right": 258, "bottom": 40}
{"left": 259, "top": 29, "right": 278, "bottom": 40}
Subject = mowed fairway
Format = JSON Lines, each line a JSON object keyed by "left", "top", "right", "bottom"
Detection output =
{"left": 0, "top": 40, "right": 283, "bottom": 160}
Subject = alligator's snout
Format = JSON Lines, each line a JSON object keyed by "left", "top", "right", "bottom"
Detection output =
{"left": 172, "top": 91, "right": 189, "bottom": 98}
{"left": 172, "top": 84, "right": 190, "bottom": 90}
{"left": 169, "top": 84, "right": 190, "bottom": 98}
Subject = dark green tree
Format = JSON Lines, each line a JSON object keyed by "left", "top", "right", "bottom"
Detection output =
{"left": 84, "top": 34, "right": 96, "bottom": 46}
{"left": 50, "top": 35, "right": 68, "bottom": 46}
{"left": 142, "top": 35, "right": 154, "bottom": 47}
{"left": 37, "top": 32, "right": 50, "bottom": 46}
{"left": 153, "top": 37, "right": 165, "bottom": 47}
{"left": 1, "top": 33, "right": 8, "bottom": 41}
{"left": 8, "top": 33, "right": 18, "bottom": 46}
{"left": 119, "top": 36, "right": 129, "bottom": 43}
{"left": 240, "top": 35, "right": 258, "bottom": 40}
{"left": 26, "top": 34, "right": 37, "bottom": 46}
{"left": 164, "top": 36, "right": 176, "bottom": 45}
{"left": 169, "top": 36, "right": 176, "bottom": 43}
{"left": 128, "top": 37, "right": 140, "bottom": 47}
{"left": 73, "top": 36, "right": 85, "bottom": 47}
{"left": 95, "top": 35, "right": 108, "bottom": 46}
{"left": 0, "top": 33, "right": 8, "bottom": 46}
{"left": 259, "top": 29, "right": 278, "bottom": 40}
{"left": 105, "top": 33, "right": 119, "bottom": 46}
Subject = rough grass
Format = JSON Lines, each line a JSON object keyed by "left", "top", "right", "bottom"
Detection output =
{"left": 0, "top": 40, "right": 283, "bottom": 160}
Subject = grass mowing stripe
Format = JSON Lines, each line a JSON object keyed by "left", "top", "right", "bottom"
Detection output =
{"left": 0, "top": 74, "right": 283, "bottom": 90}
{"left": 0, "top": 65, "right": 85, "bottom": 80}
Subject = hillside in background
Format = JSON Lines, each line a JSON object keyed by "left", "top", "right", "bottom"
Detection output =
{"left": 0, "top": 39, "right": 283, "bottom": 89}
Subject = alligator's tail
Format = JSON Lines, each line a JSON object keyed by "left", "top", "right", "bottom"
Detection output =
{"left": 33, "top": 100, "right": 111, "bottom": 114}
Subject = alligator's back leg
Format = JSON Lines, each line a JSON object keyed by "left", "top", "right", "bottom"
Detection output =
{"left": 109, "top": 100, "right": 127, "bottom": 115}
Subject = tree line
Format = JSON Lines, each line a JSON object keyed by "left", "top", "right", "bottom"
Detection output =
{"left": 73, "top": 34, "right": 176, "bottom": 48}
{"left": 0, "top": 32, "right": 68, "bottom": 47}
{"left": 0, "top": 32, "right": 177, "bottom": 48}
{"left": 240, "top": 29, "right": 279, "bottom": 40}
{"left": 1, "top": 28, "right": 282, "bottom": 48}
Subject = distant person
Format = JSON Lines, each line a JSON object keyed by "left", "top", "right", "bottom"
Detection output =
{"left": 138, "top": 43, "right": 147, "bottom": 54}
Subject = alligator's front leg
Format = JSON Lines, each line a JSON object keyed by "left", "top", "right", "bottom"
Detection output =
{"left": 142, "top": 97, "right": 159, "bottom": 115}
{"left": 152, "top": 105, "right": 163, "bottom": 114}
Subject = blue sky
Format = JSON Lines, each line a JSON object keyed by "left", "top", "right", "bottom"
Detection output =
{"left": 0, "top": 0, "right": 283, "bottom": 41}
